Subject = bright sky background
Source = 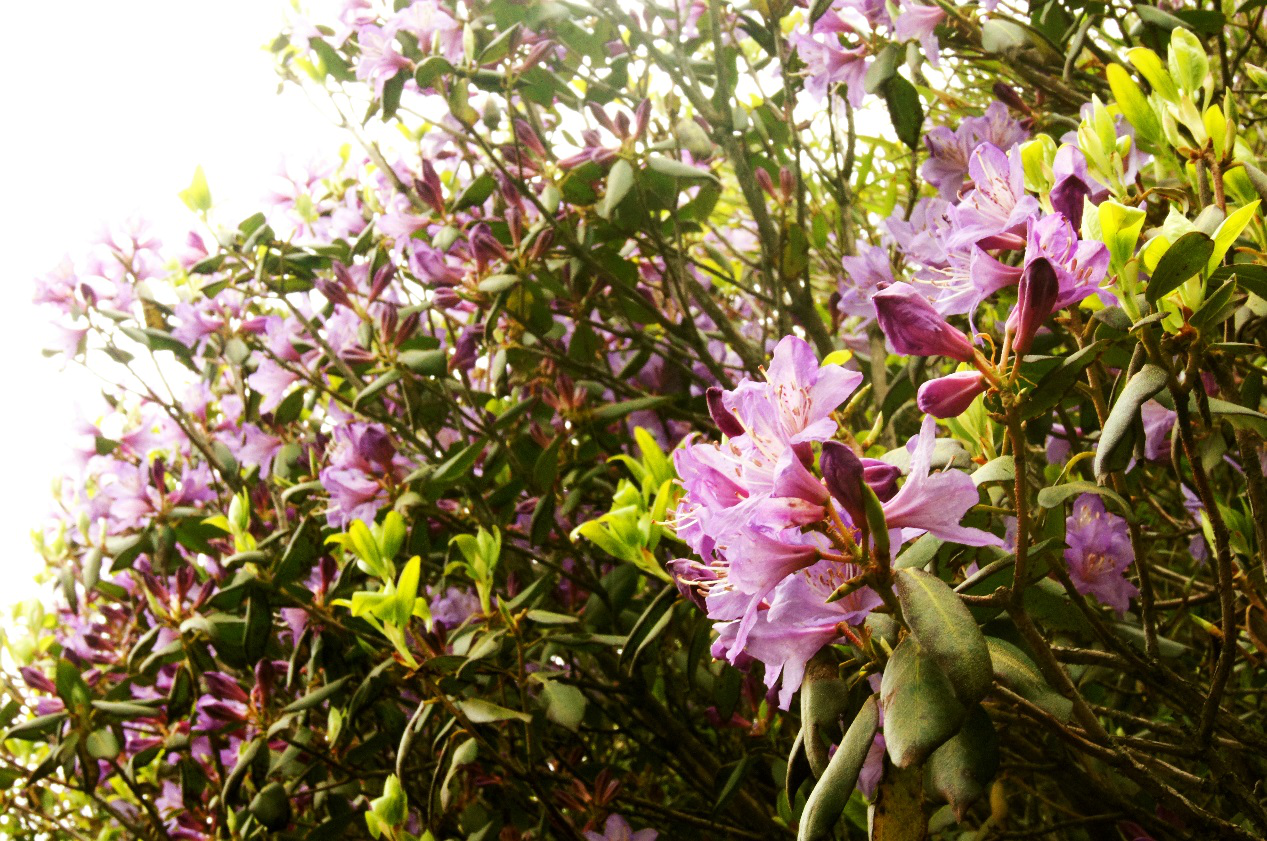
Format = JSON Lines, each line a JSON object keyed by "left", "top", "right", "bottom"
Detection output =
{"left": 0, "top": 1, "right": 345, "bottom": 608}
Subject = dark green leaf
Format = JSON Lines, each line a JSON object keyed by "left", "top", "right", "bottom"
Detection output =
{"left": 880, "top": 636, "right": 966, "bottom": 768}
{"left": 924, "top": 704, "right": 998, "bottom": 821}
{"left": 1094, "top": 364, "right": 1167, "bottom": 480}
{"left": 883, "top": 75, "right": 923, "bottom": 150}
{"left": 797, "top": 696, "right": 879, "bottom": 841}
{"left": 894, "top": 569, "right": 992, "bottom": 704}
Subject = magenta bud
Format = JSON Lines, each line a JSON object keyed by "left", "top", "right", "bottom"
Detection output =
{"left": 1011, "top": 257, "right": 1060, "bottom": 354}
{"left": 470, "top": 223, "right": 509, "bottom": 270}
{"left": 633, "top": 99, "right": 651, "bottom": 140}
{"left": 860, "top": 458, "right": 901, "bottom": 501}
{"left": 873, "top": 282, "right": 977, "bottom": 362}
{"left": 588, "top": 103, "right": 617, "bottom": 134}
{"left": 991, "top": 83, "right": 1028, "bottom": 114}
{"left": 779, "top": 166, "right": 795, "bottom": 201}
{"left": 706, "top": 387, "right": 745, "bottom": 438}
{"left": 755, "top": 167, "right": 776, "bottom": 200}
{"left": 369, "top": 263, "right": 396, "bottom": 303}
{"left": 1049, "top": 177, "right": 1089, "bottom": 229}
{"left": 820, "top": 441, "right": 866, "bottom": 526}
{"left": 916, "top": 371, "right": 988, "bottom": 419}
{"left": 614, "top": 110, "right": 631, "bottom": 139}
{"left": 512, "top": 119, "right": 548, "bottom": 159}
{"left": 519, "top": 40, "right": 555, "bottom": 72}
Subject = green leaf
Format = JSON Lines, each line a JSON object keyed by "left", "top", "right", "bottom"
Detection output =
{"left": 600, "top": 159, "right": 635, "bottom": 219}
{"left": 1127, "top": 46, "right": 1179, "bottom": 102}
{"left": 588, "top": 395, "right": 673, "bottom": 423}
{"left": 797, "top": 696, "right": 880, "bottom": 841}
{"left": 249, "top": 782, "right": 292, "bottom": 831}
{"left": 381, "top": 70, "right": 406, "bottom": 121}
{"left": 883, "top": 75, "right": 923, "bottom": 150}
{"left": 353, "top": 369, "right": 401, "bottom": 410}
{"left": 1207, "top": 201, "right": 1261, "bottom": 272}
{"left": 985, "top": 637, "right": 1072, "bottom": 721}
{"left": 971, "top": 456, "right": 1015, "bottom": 487}
{"left": 1036, "top": 480, "right": 1130, "bottom": 515}
{"left": 1211, "top": 263, "right": 1267, "bottom": 300}
{"left": 1098, "top": 201, "right": 1147, "bottom": 272}
{"left": 1106, "top": 64, "right": 1162, "bottom": 146}
{"left": 459, "top": 698, "right": 531, "bottom": 724}
{"left": 85, "top": 728, "right": 121, "bottom": 761}
{"left": 646, "top": 155, "right": 718, "bottom": 182}
{"left": 541, "top": 681, "right": 587, "bottom": 731}
{"left": 399, "top": 348, "right": 448, "bottom": 377}
{"left": 1146, "top": 231, "right": 1214, "bottom": 302}
{"left": 893, "top": 569, "right": 992, "bottom": 704}
{"left": 800, "top": 654, "right": 865, "bottom": 778}
{"left": 451, "top": 172, "right": 496, "bottom": 212}
{"left": 1190, "top": 274, "right": 1239, "bottom": 334}
{"left": 3, "top": 712, "right": 67, "bottom": 742}
{"left": 924, "top": 704, "right": 998, "bottom": 821}
{"left": 1094, "top": 364, "right": 1167, "bottom": 480}
{"left": 1021, "top": 340, "right": 1109, "bottom": 420}
{"left": 880, "top": 636, "right": 967, "bottom": 768}
{"left": 178, "top": 165, "right": 212, "bottom": 213}
{"left": 863, "top": 43, "right": 899, "bottom": 94}
{"left": 1167, "top": 27, "right": 1209, "bottom": 97}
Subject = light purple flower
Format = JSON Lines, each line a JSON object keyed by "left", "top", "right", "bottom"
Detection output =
{"left": 947, "top": 143, "right": 1040, "bottom": 251}
{"left": 1141, "top": 400, "right": 1176, "bottom": 461}
{"left": 1050, "top": 145, "right": 1106, "bottom": 228}
{"left": 838, "top": 243, "right": 895, "bottom": 320}
{"left": 584, "top": 814, "right": 657, "bottom": 841}
{"left": 922, "top": 103, "right": 1028, "bottom": 199}
{"left": 790, "top": 19, "right": 870, "bottom": 105}
{"left": 893, "top": 1, "right": 945, "bottom": 67}
{"left": 1064, "top": 494, "right": 1138, "bottom": 615}
{"left": 880, "top": 416, "right": 1001, "bottom": 546}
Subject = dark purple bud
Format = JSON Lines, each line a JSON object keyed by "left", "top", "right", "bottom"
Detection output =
{"left": 614, "top": 110, "right": 631, "bottom": 139}
{"left": 506, "top": 206, "right": 523, "bottom": 248}
{"left": 991, "top": 83, "right": 1028, "bottom": 113}
{"left": 755, "top": 167, "right": 776, "bottom": 200}
{"left": 513, "top": 119, "right": 548, "bottom": 159}
{"left": 203, "top": 672, "right": 249, "bottom": 704}
{"left": 317, "top": 278, "right": 352, "bottom": 308}
{"left": 873, "top": 282, "right": 977, "bottom": 362}
{"left": 379, "top": 306, "right": 399, "bottom": 344}
{"left": 450, "top": 325, "right": 480, "bottom": 371}
{"left": 21, "top": 666, "right": 57, "bottom": 694}
{"left": 395, "top": 311, "right": 420, "bottom": 347}
{"left": 779, "top": 167, "right": 795, "bottom": 201}
{"left": 591, "top": 147, "right": 619, "bottom": 167}
{"left": 470, "top": 223, "right": 509, "bottom": 271}
{"left": 528, "top": 228, "right": 554, "bottom": 260}
{"left": 706, "top": 387, "right": 745, "bottom": 438}
{"left": 518, "top": 40, "right": 555, "bottom": 72}
{"left": 633, "top": 99, "right": 651, "bottom": 140}
{"left": 916, "top": 371, "right": 989, "bottom": 419}
{"left": 861, "top": 458, "right": 902, "bottom": 501}
{"left": 820, "top": 441, "right": 866, "bottom": 526}
{"left": 1012, "top": 257, "right": 1060, "bottom": 355}
{"left": 588, "top": 103, "right": 617, "bottom": 134}
{"left": 369, "top": 263, "right": 396, "bottom": 303}
{"left": 354, "top": 425, "right": 397, "bottom": 468}
{"left": 1049, "top": 177, "right": 1090, "bottom": 229}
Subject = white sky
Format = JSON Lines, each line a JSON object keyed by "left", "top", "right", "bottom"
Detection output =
{"left": 0, "top": 1, "right": 345, "bottom": 606}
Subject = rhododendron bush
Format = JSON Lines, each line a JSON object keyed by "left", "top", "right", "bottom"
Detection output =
{"left": 5, "top": 0, "right": 1267, "bottom": 838}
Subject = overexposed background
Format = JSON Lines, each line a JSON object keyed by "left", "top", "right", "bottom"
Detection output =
{"left": 0, "top": 1, "right": 344, "bottom": 606}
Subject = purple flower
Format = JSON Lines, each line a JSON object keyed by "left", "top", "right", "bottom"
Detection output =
{"left": 713, "top": 560, "right": 881, "bottom": 709}
{"left": 873, "top": 282, "right": 977, "bottom": 362}
{"left": 947, "top": 143, "right": 1040, "bottom": 251}
{"left": 838, "top": 243, "right": 895, "bottom": 320}
{"left": 880, "top": 416, "right": 1001, "bottom": 546}
{"left": 922, "top": 103, "right": 1029, "bottom": 199}
{"left": 917, "top": 371, "right": 988, "bottom": 418}
{"left": 893, "top": 1, "right": 945, "bottom": 67}
{"left": 1141, "top": 399, "right": 1176, "bottom": 461}
{"left": 584, "top": 815, "right": 657, "bottom": 841}
{"left": 790, "top": 19, "right": 870, "bottom": 105}
{"left": 1064, "top": 495, "right": 1138, "bottom": 615}
{"left": 1021, "top": 213, "right": 1112, "bottom": 311}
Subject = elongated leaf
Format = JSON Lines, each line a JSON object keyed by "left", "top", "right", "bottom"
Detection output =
{"left": 797, "top": 696, "right": 879, "bottom": 841}
{"left": 1036, "top": 481, "right": 1130, "bottom": 515}
{"left": 894, "top": 569, "right": 992, "bottom": 704}
{"left": 884, "top": 75, "right": 923, "bottom": 150}
{"left": 646, "top": 155, "right": 718, "bottom": 181}
{"left": 600, "top": 159, "right": 635, "bottom": 218}
{"left": 1146, "top": 231, "right": 1214, "bottom": 302}
{"left": 985, "top": 637, "right": 1072, "bottom": 721}
{"left": 284, "top": 676, "right": 351, "bottom": 714}
{"left": 1094, "top": 364, "right": 1167, "bottom": 480}
{"left": 880, "top": 636, "right": 966, "bottom": 768}
{"left": 924, "top": 704, "right": 998, "bottom": 820}
{"left": 1021, "top": 340, "right": 1108, "bottom": 420}
{"left": 459, "top": 698, "right": 531, "bottom": 724}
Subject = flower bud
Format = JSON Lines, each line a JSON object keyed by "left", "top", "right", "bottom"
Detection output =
{"left": 861, "top": 459, "right": 901, "bottom": 501}
{"left": 1011, "top": 257, "right": 1060, "bottom": 354}
{"left": 916, "top": 371, "right": 988, "bottom": 418}
{"left": 873, "top": 282, "right": 976, "bottom": 362}
{"left": 706, "top": 387, "right": 745, "bottom": 438}
{"left": 820, "top": 441, "right": 866, "bottom": 526}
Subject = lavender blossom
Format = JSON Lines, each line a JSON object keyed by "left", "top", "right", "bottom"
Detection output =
{"left": 1064, "top": 495, "right": 1138, "bottom": 615}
